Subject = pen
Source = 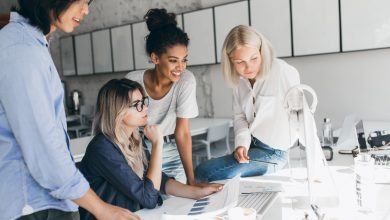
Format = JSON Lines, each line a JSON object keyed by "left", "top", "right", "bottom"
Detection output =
{"left": 249, "top": 159, "right": 278, "bottom": 165}
{"left": 311, "top": 204, "right": 325, "bottom": 220}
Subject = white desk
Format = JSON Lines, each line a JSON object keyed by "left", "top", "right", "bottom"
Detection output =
{"left": 135, "top": 151, "right": 390, "bottom": 220}
{"left": 190, "top": 117, "right": 233, "bottom": 136}
{"left": 69, "top": 117, "right": 232, "bottom": 162}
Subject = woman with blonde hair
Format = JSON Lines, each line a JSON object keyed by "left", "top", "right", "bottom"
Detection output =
{"left": 195, "top": 25, "right": 300, "bottom": 182}
{"left": 79, "top": 79, "right": 222, "bottom": 219}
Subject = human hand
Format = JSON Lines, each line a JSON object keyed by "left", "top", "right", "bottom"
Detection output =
{"left": 234, "top": 146, "right": 250, "bottom": 163}
{"left": 194, "top": 183, "right": 224, "bottom": 199}
{"left": 143, "top": 124, "right": 163, "bottom": 146}
{"left": 97, "top": 203, "right": 140, "bottom": 220}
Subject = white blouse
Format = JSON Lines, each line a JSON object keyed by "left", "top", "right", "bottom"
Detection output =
{"left": 233, "top": 58, "right": 300, "bottom": 151}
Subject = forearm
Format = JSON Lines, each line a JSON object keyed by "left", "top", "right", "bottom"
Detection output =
{"left": 165, "top": 179, "right": 199, "bottom": 199}
{"left": 146, "top": 141, "right": 163, "bottom": 190}
{"left": 175, "top": 132, "right": 195, "bottom": 185}
{"left": 73, "top": 188, "right": 140, "bottom": 220}
{"left": 73, "top": 188, "right": 106, "bottom": 219}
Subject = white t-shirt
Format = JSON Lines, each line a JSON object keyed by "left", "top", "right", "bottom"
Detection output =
{"left": 125, "top": 69, "right": 199, "bottom": 136}
{"left": 233, "top": 58, "right": 300, "bottom": 151}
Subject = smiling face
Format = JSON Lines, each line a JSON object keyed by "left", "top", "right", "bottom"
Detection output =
{"left": 122, "top": 89, "right": 148, "bottom": 131}
{"left": 51, "top": 0, "right": 90, "bottom": 33}
{"left": 230, "top": 45, "right": 262, "bottom": 80}
{"left": 152, "top": 44, "right": 188, "bottom": 82}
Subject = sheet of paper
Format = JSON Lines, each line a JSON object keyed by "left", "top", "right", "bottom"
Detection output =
{"left": 162, "top": 175, "right": 241, "bottom": 218}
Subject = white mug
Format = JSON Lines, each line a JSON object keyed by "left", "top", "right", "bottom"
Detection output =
{"left": 227, "top": 207, "right": 256, "bottom": 220}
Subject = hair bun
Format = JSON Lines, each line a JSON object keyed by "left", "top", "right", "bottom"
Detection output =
{"left": 144, "top": 8, "right": 177, "bottom": 32}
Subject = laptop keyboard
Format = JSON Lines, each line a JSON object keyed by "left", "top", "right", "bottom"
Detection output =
{"left": 238, "top": 192, "right": 277, "bottom": 213}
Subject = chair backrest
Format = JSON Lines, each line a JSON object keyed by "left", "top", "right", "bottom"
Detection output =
{"left": 207, "top": 122, "right": 230, "bottom": 143}
{"left": 80, "top": 105, "right": 95, "bottom": 126}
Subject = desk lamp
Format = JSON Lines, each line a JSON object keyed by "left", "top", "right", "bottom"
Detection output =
{"left": 284, "top": 84, "right": 339, "bottom": 219}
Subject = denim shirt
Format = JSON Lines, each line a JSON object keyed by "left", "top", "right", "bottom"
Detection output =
{"left": 79, "top": 133, "right": 171, "bottom": 220}
{"left": 0, "top": 13, "right": 89, "bottom": 220}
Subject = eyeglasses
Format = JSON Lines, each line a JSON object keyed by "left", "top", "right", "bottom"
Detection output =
{"left": 129, "top": 96, "right": 149, "bottom": 112}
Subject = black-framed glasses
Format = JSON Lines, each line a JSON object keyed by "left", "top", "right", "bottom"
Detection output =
{"left": 129, "top": 96, "right": 149, "bottom": 112}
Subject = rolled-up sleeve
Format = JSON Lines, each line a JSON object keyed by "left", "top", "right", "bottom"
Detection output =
{"left": 0, "top": 46, "right": 89, "bottom": 200}
{"left": 232, "top": 87, "right": 251, "bottom": 150}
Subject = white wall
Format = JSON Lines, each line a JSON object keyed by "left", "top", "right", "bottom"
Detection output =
{"left": 0, "top": 0, "right": 16, "bottom": 13}
{"left": 285, "top": 49, "right": 390, "bottom": 128}
{"left": 2, "top": 0, "right": 389, "bottom": 129}
{"left": 209, "top": 64, "right": 233, "bottom": 118}
{"left": 211, "top": 48, "right": 390, "bottom": 129}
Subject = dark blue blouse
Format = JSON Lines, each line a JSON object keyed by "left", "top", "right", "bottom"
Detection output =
{"left": 78, "top": 133, "right": 171, "bottom": 219}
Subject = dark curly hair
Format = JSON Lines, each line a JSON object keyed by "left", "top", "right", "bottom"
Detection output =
{"left": 144, "top": 8, "right": 189, "bottom": 56}
{"left": 11, "top": 0, "right": 87, "bottom": 35}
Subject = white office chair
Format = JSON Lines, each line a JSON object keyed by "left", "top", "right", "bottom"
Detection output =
{"left": 192, "top": 122, "right": 231, "bottom": 165}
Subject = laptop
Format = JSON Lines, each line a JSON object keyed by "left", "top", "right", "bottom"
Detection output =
{"left": 161, "top": 175, "right": 279, "bottom": 219}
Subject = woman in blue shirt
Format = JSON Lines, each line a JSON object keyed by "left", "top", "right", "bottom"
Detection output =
{"left": 79, "top": 79, "right": 222, "bottom": 218}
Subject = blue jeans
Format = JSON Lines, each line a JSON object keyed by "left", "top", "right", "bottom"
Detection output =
{"left": 144, "top": 139, "right": 186, "bottom": 184}
{"left": 195, "top": 136, "right": 287, "bottom": 182}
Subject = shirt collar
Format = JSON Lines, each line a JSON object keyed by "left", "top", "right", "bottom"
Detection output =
{"left": 10, "top": 12, "right": 49, "bottom": 47}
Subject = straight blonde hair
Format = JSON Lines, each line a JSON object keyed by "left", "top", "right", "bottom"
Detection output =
{"left": 221, "top": 25, "right": 275, "bottom": 87}
{"left": 94, "top": 79, "right": 147, "bottom": 178}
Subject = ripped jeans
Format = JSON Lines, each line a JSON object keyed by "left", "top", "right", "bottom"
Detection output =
{"left": 195, "top": 136, "right": 287, "bottom": 182}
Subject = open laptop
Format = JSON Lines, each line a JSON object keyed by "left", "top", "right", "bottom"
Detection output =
{"left": 335, "top": 114, "right": 365, "bottom": 150}
{"left": 162, "top": 175, "right": 279, "bottom": 219}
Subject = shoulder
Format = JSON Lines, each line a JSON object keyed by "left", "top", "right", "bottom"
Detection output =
{"left": 275, "top": 59, "right": 298, "bottom": 74}
{"left": 178, "top": 70, "right": 196, "bottom": 85}
{"left": 85, "top": 133, "right": 116, "bottom": 155}
{"left": 0, "top": 43, "right": 48, "bottom": 84}
{"left": 270, "top": 58, "right": 300, "bottom": 81}
{"left": 125, "top": 70, "right": 145, "bottom": 82}
{"left": 0, "top": 22, "right": 25, "bottom": 50}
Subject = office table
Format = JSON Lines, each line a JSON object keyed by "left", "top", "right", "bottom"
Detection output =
{"left": 189, "top": 117, "right": 232, "bottom": 136}
{"left": 135, "top": 164, "right": 390, "bottom": 220}
{"left": 135, "top": 149, "right": 390, "bottom": 219}
{"left": 69, "top": 117, "right": 232, "bottom": 162}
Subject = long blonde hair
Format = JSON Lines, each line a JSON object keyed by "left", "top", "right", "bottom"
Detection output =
{"left": 221, "top": 25, "right": 275, "bottom": 87}
{"left": 94, "top": 78, "right": 147, "bottom": 178}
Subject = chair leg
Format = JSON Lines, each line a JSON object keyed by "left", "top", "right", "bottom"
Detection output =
{"left": 206, "top": 142, "right": 211, "bottom": 160}
{"left": 225, "top": 136, "right": 231, "bottom": 154}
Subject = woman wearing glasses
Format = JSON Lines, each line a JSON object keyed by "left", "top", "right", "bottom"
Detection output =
{"left": 78, "top": 79, "right": 222, "bottom": 218}
{"left": 125, "top": 8, "right": 198, "bottom": 185}
{"left": 195, "top": 25, "right": 300, "bottom": 182}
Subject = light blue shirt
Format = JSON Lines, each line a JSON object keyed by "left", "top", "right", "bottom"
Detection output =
{"left": 0, "top": 13, "right": 89, "bottom": 220}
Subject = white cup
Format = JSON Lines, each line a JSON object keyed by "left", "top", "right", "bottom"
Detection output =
{"left": 227, "top": 207, "right": 256, "bottom": 220}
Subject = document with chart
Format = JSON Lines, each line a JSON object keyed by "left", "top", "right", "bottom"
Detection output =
{"left": 161, "top": 175, "right": 240, "bottom": 219}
